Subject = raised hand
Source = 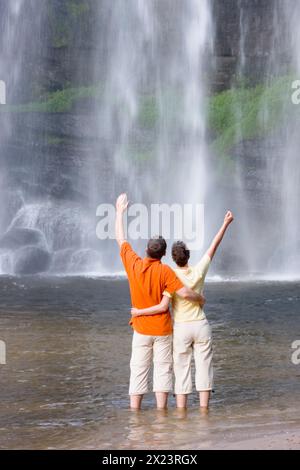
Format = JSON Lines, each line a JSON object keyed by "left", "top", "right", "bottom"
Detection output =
{"left": 116, "top": 193, "right": 129, "bottom": 213}
{"left": 224, "top": 211, "right": 234, "bottom": 226}
{"left": 207, "top": 211, "right": 234, "bottom": 259}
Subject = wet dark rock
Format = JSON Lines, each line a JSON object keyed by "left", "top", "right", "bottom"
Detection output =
{"left": 69, "top": 249, "right": 102, "bottom": 272}
{"left": 51, "top": 248, "right": 73, "bottom": 273}
{"left": 0, "top": 227, "right": 48, "bottom": 250}
{"left": 212, "top": 0, "right": 290, "bottom": 91}
{"left": 13, "top": 246, "right": 51, "bottom": 275}
{"left": 50, "top": 176, "right": 85, "bottom": 202}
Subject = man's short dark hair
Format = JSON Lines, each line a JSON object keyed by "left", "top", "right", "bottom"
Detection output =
{"left": 147, "top": 236, "right": 167, "bottom": 260}
{"left": 172, "top": 241, "right": 190, "bottom": 267}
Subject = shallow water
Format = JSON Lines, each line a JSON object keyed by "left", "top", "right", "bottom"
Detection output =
{"left": 0, "top": 277, "right": 299, "bottom": 449}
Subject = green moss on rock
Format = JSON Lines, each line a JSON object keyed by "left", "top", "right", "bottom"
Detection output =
{"left": 138, "top": 96, "right": 159, "bottom": 129}
{"left": 0, "top": 85, "right": 100, "bottom": 113}
{"left": 67, "top": 0, "right": 89, "bottom": 18}
{"left": 209, "top": 76, "right": 297, "bottom": 156}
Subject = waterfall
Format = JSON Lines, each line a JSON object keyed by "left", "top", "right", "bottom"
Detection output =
{"left": 93, "top": 0, "right": 213, "bottom": 264}
{"left": 278, "top": 1, "right": 300, "bottom": 276}
{"left": 227, "top": 0, "right": 300, "bottom": 278}
{"left": 0, "top": 1, "right": 298, "bottom": 277}
{"left": 0, "top": 1, "right": 95, "bottom": 274}
{"left": 95, "top": 0, "right": 212, "bottom": 199}
{"left": 261, "top": 0, "right": 300, "bottom": 277}
{"left": 0, "top": 0, "right": 213, "bottom": 275}
{"left": 0, "top": 0, "right": 29, "bottom": 273}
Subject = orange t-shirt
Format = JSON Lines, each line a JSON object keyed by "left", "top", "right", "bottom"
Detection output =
{"left": 120, "top": 242, "right": 183, "bottom": 336}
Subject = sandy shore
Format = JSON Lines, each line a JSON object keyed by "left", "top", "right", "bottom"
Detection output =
{"left": 215, "top": 428, "right": 300, "bottom": 450}
{"left": 84, "top": 429, "right": 300, "bottom": 450}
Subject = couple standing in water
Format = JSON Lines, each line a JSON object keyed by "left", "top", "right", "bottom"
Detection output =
{"left": 115, "top": 193, "right": 234, "bottom": 410}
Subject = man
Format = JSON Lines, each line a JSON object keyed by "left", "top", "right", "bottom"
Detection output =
{"left": 115, "top": 193, "right": 205, "bottom": 410}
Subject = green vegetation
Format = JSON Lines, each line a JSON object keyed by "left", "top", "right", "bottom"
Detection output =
{"left": 137, "top": 76, "right": 298, "bottom": 157}
{"left": 208, "top": 76, "right": 297, "bottom": 156}
{"left": 46, "top": 136, "right": 67, "bottom": 146}
{"left": 138, "top": 96, "right": 159, "bottom": 129}
{"left": 67, "top": 0, "right": 89, "bottom": 18}
{"left": 1, "top": 75, "right": 298, "bottom": 168}
{"left": 0, "top": 85, "right": 100, "bottom": 113}
{"left": 129, "top": 149, "right": 155, "bottom": 163}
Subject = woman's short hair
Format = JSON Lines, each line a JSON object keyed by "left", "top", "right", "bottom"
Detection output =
{"left": 172, "top": 241, "right": 190, "bottom": 267}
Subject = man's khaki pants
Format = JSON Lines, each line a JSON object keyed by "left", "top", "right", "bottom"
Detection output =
{"left": 129, "top": 331, "right": 173, "bottom": 395}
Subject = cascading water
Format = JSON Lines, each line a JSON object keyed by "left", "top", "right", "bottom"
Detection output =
{"left": 277, "top": 1, "right": 300, "bottom": 276}
{"left": 222, "top": 0, "right": 300, "bottom": 278}
{"left": 0, "top": 1, "right": 20, "bottom": 270}
{"left": 0, "top": 0, "right": 34, "bottom": 273}
{"left": 92, "top": 0, "right": 213, "bottom": 267}
{"left": 262, "top": 0, "right": 300, "bottom": 277}
{"left": 0, "top": 1, "right": 100, "bottom": 274}
{"left": 0, "top": 0, "right": 213, "bottom": 275}
{"left": 0, "top": 0, "right": 299, "bottom": 277}
{"left": 94, "top": 0, "right": 212, "bottom": 196}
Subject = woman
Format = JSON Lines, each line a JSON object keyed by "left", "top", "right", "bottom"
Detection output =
{"left": 131, "top": 211, "right": 234, "bottom": 409}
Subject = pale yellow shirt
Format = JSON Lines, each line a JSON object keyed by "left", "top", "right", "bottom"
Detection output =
{"left": 164, "top": 254, "right": 211, "bottom": 323}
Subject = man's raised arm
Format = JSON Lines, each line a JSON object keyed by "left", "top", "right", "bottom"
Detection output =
{"left": 115, "top": 193, "right": 129, "bottom": 248}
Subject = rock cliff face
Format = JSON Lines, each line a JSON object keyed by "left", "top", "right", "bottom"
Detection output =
{"left": 212, "top": 0, "right": 291, "bottom": 90}
{"left": 36, "top": 0, "right": 291, "bottom": 93}
{"left": 1, "top": 0, "right": 287, "bottom": 99}
{"left": 2, "top": 0, "right": 285, "bottom": 168}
